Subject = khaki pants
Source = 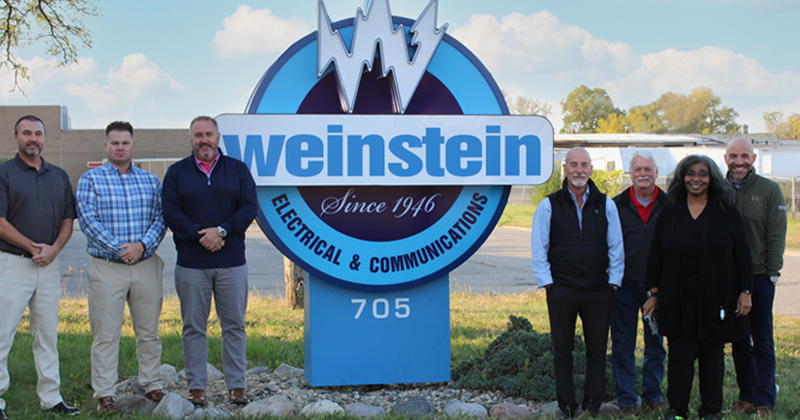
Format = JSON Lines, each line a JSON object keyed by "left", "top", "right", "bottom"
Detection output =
{"left": 0, "top": 253, "right": 64, "bottom": 410}
{"left": 88, "top": 255, "right": 164, "bottom": 399}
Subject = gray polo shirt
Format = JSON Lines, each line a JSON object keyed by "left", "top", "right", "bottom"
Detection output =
{"left": 0, "top": 154, "right": 77, "bottom": 256}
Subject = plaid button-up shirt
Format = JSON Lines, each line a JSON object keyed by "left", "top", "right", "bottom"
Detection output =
{"left": 76, "top": 163, "right": 166, "bottom": 260}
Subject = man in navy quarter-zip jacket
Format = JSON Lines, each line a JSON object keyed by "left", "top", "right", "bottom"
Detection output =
{"left": 611, "top": 150, "right": 668, "bottom": 417}
{"left": 162, "top": 115, "right": 257, "bottom": 408}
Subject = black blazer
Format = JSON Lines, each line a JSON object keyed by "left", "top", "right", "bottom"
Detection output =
{"left": 645, "top": 198, "right": 752, "bottom": 342}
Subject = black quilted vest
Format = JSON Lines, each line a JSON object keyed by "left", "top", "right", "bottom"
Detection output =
{"left": 547, "top": 179, "right": 609, "bottom": 290}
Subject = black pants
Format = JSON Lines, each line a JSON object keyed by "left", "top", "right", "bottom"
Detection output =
{"left": 547, "top": 283, "right": 614, "bottom": 415}
{"left": 665, "top": 297, "right": 725, "bottom": 418}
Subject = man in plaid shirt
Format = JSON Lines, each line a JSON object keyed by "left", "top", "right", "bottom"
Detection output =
{"left": 76, "top": 121, "right": 167, "bottom": 414}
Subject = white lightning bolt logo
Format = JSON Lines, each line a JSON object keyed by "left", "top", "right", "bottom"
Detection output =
{"left": 317, "top": 0, "right": 447, "bottom": 114}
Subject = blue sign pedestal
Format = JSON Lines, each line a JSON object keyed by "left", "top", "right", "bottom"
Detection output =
{"left": 304, "top": 274, "right": 451, "bottom": 386}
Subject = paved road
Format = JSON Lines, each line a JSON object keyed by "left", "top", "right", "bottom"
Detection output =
{"left": 59, "top": 224, "right": 800, "bottom": 318}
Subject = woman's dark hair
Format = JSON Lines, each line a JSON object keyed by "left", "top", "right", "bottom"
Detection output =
{"left": 667, "top": 154, "right": 734, "bottom": 206}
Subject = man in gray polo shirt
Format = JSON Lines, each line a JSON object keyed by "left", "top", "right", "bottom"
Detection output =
{"left": 0, "top": 115, "right": 80, "bottom": 419}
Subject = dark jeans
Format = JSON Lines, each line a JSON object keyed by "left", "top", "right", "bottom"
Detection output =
{"left": 732, "top": 274, "right": 776, "bottom": 409}
{"left": 611, "top": 279, "right": 665, "bottom": 408}
{"left": 547, "top": 283, "right": 614, "bottom": 416}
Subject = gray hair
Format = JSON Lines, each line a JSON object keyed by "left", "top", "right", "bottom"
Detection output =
{"left": 628, "top": 150, "right": 658, "bottom": 171}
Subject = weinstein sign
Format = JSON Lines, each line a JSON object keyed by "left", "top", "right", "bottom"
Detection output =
{"left": 217, "top": 0, "right": 553, "bottom": 386}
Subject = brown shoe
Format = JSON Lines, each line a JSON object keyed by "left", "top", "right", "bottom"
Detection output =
{"left": 96, "top": 396, "right": 116, "bottom": 414}
{"left": 188, "top": 389, "right": 206, "bottom": 407}
{"left": 643, "top": 401, "right": 665, "bottom": 411}
{"left": 618, "top": 406, "right": 637, "bottom": 417}
{"left": 730, "top": 399, "right": 756, "bottom": 414}
{"left": 756, "top": 406, "right": 772, "bottom": 417}
{"left": 229, "top": 388, "right": 249, "bottom": 405}
{"left": 145, "top": 389, "right": 166, "bottom": 404}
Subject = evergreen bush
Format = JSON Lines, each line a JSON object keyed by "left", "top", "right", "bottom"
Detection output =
{"left": 452, "top": 315, "right": 618, "bottom": 401}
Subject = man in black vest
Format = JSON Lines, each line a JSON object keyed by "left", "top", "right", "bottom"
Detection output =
{"left": 531, "top": 147, "right": 625, "bottom": 418}
{"left": 611, "top": 150, "right": 668, "bottom": 416}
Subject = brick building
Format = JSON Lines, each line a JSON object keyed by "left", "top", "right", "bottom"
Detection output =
{"left": 0, "top": 105, "right": 188, "bottom": 190}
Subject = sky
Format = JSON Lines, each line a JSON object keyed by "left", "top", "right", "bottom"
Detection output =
{"left": 3, "top": 0, "right": 800, "bottom": 134}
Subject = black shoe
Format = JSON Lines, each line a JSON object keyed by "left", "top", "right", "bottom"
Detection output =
{"left": 47, "top": 402, "right": 80, "bottom": 415}
{"left": 663, "top": 410, "right": 686, "bottom": 420}
{"left": 0, "top": 408, "right": 8, "bottom": 420}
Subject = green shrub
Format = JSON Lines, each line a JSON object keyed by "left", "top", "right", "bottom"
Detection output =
{"left": 452, "top": 315, "right": 617, "bottom": 402}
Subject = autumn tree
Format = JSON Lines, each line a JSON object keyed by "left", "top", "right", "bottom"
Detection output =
{"left": 596, "top": 112, "right": 627, "bottom": 133}
{"left": 1, "top": 0, "right": 98, "bottom": 91}
{"left": 789, "top": 114, "right": 800, "bottom": 139}
{"left": 763, "top": 111, "right": 793, "bottom": 139}
{"left": 502, "top": 89, "right": 552, "bottom": 117}
{"left": 624, "top": 104, "right": 666, "bottom": 133}
{"left": 655, "top": 87, "right": 738, "bottom": 134}
{"left": 560, "top": 85, "right": 620, "bottom": 133}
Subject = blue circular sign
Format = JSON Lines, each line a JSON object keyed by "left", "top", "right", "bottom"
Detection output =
{"left": 249, "top": 17, "right": 510, "bottom": 291}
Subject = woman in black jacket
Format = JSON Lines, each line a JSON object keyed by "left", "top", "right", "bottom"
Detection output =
{"left": 643, "top": 154, "right": 752, "bottom": 420}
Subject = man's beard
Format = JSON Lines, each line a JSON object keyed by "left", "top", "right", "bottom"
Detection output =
{"left": 569, "top": 175, "right": 587, "bottom": 188}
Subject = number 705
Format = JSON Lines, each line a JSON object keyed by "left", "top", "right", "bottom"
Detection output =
{"left": 351, "top": 298, "right": 410, "bottom": 319}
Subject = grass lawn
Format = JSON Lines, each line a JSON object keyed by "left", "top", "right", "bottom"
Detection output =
{"left": 3, "top": 292, "right": 799, "bottom": 419}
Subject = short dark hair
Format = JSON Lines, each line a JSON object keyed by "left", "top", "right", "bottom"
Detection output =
{"left": 14, "top": 115, "right": 45, "bottom": 134}
{"left": 190, "top": 115, "right": 218, "bottom": 132}
{"left": 668, "top": 154, "right": 734, "bottom": 206}
{"left": 105, "top": 121, "right": 134, "bottom": 137}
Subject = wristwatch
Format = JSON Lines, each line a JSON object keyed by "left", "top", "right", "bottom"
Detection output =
{"left": 646, "top": 291, "right": 658, "bottom": 298}
{"left": 741, "top": 289, "right": 751, "bottom": 295}
{"left": 218, "top": 226, "right": 227, "bottom": 238}
{"left": 770, "top": 276, "right": 779, "bottom": 284}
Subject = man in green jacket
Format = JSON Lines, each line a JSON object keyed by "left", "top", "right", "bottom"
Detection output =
{"left": 724, "top": 138, "right": 787, "bottom": 418}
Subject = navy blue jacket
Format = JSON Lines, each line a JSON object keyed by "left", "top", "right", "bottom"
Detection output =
{"left": 162, "top": 151, "right": 257, "bottom": 269}
{"left": 613, "top": 186, "right": 668, "bottom": 284}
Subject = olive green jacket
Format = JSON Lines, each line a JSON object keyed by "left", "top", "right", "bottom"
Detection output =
{"left": 728, "top": 169, "right": 787, "bottom": 277}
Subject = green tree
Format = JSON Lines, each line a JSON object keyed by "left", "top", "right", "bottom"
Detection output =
{"left": 502, "top": 89, "right": 552, "bottom": 117}
{"left": 1, "top": 0, "right": 98, "bottom": 91}
{"left": 592, "top": 168, "right": 624, "bottom": 197}
{"left": 530, "top": 160, "right": 562, "bottom": 204}
{"left": 529, "top": 161, "right": 623, "bottom": 204}
{"left": 560, "top": 85, "right": 620, "bottom": 133}
{"left": 655, "top": 87, "right": 739, "bottom": 134}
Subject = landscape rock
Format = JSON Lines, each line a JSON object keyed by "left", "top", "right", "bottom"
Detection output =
{"left": 246, "top": 366, "right": 271, "bottom": 376}
{"left": 115, "top": 394, "right": 155, "bottom": 414}
{"left": 152, "top": 392, "right": 195, "bottom": 419}
{"left": 444, "top": 401, "right": 488, "bottom": 418}
{"left": 241, "top": 395, "right": 295, "bottom": 418}
{"left": 114, "top": 376, "right": 145, "bottom": 396}
{"left": 274, "top": 363, "right": 304, "bottom": 378}
{"left": 395, "top": 396, "right": 436, "bottom": 418}
{"left": 161, "top": 364, "right": 180, "bottom": 385}
{"left": 300, "top": 399, "right": 344, "bottom": 416}
{"left": 540, "top": 401, "right": 560, "bottom": 415}
{"left": 345, "top": 402, "right": 386, "bottom": 418}
{"left": 489, "top": 402, "right": 532, "bottom": 419}
{"left": 599, "top": 402, "right": 619, "bottom": 416}
{"left": 192, "top": 407, "right": 233, "bottom": 419}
